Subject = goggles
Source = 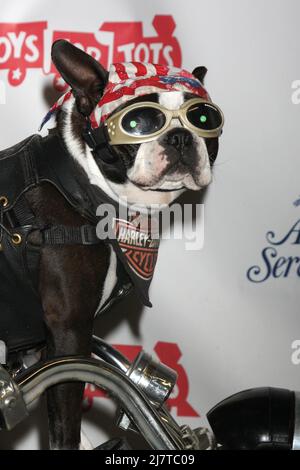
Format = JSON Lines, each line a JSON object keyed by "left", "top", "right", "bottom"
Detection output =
{"left": 104, "top": 97, "right": 224, "bottom": 145}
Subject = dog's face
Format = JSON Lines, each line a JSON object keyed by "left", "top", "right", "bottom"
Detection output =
{"left": 105, "top": 91, "right": 219, "bottom": 204}
{"left": 51, "top": 40, "right": 219, "bottom": 206}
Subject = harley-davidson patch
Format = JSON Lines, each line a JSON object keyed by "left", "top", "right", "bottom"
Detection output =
{"left": 113, "top": 217, "right": 159, "bottom": 280}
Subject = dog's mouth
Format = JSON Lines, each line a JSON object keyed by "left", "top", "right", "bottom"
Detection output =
{"left": 149, "top": 187, "right": 185, "bottom": 192}
{"left": 128, "top": 164, "right": 203, "bottom": 192}
{"left": 128, "top": 178, "right": 202, "bottom": 192}
{"left": 128, "top": 176, "right": 185, "bottom": 192}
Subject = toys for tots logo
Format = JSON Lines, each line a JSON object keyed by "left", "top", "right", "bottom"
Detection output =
{"left": 0, "top": 15, "right": 182, "bottom": 89}
{"left": 83, "top": 341, "right": 199, "bottom": 418}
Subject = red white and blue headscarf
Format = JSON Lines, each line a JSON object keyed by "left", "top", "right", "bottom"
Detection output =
{"left": 40, "top": 62, "right": 209, "bottom": 131}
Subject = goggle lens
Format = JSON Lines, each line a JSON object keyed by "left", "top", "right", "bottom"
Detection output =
{"left": 121, "top": 107, "right": 166, "bottom": 136}
{"left": 186, "top": 102, "right": 222, "bottom": 131}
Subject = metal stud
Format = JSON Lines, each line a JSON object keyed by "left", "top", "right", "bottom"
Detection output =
{"left": 0, "top": 196, "right": 8, "bottom": 207}
{"left": 11, "top": 233, "right": 22, "bottom": 245}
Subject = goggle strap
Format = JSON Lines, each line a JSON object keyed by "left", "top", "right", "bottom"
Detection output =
{"left": 82, "top": 119, "right": 109, "bottom": 151}
{"left": 82, "top": 119, "right": 119, "bottom": 164}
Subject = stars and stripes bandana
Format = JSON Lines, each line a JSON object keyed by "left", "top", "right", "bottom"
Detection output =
{"left": 40, "top": 62, "right": 209, "bottom": 131}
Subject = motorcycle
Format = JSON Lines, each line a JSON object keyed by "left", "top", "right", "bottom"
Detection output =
{"left": 0, "top": 335, "right": 298, "bottom": 450}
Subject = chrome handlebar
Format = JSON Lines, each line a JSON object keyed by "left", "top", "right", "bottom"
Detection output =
{"left": 0, "top": 338, "right": 214, "bottom": 450}
{"left": 15, "top": 357, "right": 184, "bottom": 450}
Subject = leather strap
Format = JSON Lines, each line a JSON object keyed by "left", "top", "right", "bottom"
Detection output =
{"left": 42, "top": 224, "right": 101, "bottom": 246}
{"left": 82, "top": 120, "right": 118, "bottom": 165}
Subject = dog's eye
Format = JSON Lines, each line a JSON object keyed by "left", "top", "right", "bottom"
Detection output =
{"left": 122, "top": 107, "right": 166, "bottom": 136}
{"left": 187, "top": 103, "right": 222, "bottom": 131}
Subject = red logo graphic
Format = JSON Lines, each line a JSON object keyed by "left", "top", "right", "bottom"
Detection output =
{"left": 0, "top": 16, "right": 182, "bottom": 90}
{"left": 100, "top": 15, "right": 180, "bottom": 66}
{"left": 0, "top": 21, "right": 47, "bottom": 86}
{"left": 83, "top": 341, "right": 199, "bottom": 418}
{"left": 114, "top": 217, "right": 159, "bottom": 280}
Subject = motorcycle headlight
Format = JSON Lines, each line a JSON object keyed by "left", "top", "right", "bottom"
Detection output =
{"left": 207, "top": 387, "right": 298, "bottom": 450}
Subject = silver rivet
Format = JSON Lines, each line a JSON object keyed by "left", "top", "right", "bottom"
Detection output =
{"left": 4, "top": 397, "right": 16, "bottom": 409}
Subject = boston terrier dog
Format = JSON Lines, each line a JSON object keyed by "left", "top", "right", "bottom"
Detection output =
{"left": 2, "top": 40, "right": 223, "bottom": 449}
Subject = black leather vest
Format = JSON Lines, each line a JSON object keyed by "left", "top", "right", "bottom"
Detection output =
{"left": 0, "top": 131, "right": 157, "bottom": 356}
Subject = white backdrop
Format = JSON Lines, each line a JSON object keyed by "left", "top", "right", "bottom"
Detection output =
{"left": 0, "top": 0, "right": 300, "bottom": 449}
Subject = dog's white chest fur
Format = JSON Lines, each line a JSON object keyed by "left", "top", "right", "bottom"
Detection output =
{"left": 96, "top": 245, "right": 118, "bottom": 314}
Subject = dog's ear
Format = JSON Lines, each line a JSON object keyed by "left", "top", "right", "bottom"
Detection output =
{"left": 192, "top": 66, "right": 207, "bottom": 84}
{"left": 51, "top": 39, "right": 108, "bottom": 116}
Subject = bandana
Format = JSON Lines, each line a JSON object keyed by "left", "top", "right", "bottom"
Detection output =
{"left": 40, "top": 62, "right": 209, "bottom": 130}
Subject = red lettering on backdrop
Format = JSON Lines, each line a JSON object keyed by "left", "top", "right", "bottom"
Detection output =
{"left": 51, "top": 16, "right": 181, "bottom": 91}
{"left": 0, "top": 16, "right": 182, "bottom": 90}
{"left": 0, "top": 22, "right": 47, "bottom": 86}
{"left": 100, "top": 15, "right": 181, "bottom": 65}
{"left": 82, "top": 342, "right": 199, "bottom": 418}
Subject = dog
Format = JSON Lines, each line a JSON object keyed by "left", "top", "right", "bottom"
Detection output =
{"left": 0, "top": 40, "right": 222, "bottom": 449}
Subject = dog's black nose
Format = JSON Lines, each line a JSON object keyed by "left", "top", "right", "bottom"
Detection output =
{"left": 165, "top": 128, "right": 193, "bottom": 153}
